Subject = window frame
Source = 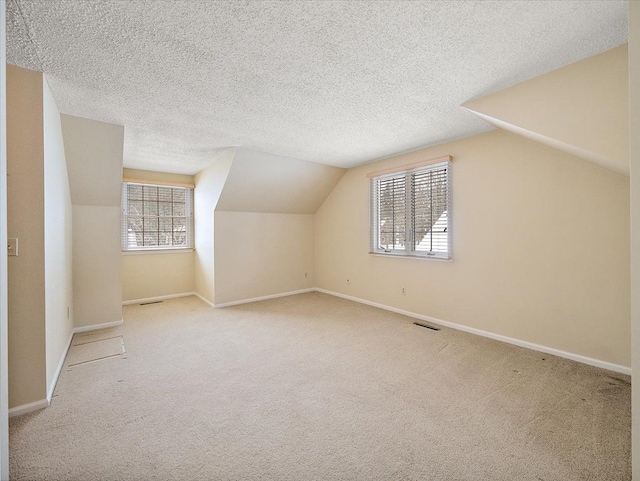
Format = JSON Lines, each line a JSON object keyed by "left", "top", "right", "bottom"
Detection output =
{"left": 369, "top": 159, "right": 451, "bottom": 260}
{"left": 121, "top": 181, "right": 194, "bottom": 252}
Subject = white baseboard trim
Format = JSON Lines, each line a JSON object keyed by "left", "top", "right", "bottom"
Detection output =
{"left": 315, "top": 288, "right": 631, "bottom": 376}
{"left": 73, "top": 319, "right": 123, "bottom": 334}
{"left": 47, "top": 331, "right": 73, "bottom": 402}
{"left": 122, "top": 292, "right": 197, "bottom": 306}
{"left": 194, "top": 292, "right": 215, "bottom": 308}
{"left": 8, "top": 399, "right": 49, "bottom": 418}
{"left": 214, "top": 288, "right": 316, "bottom": 308}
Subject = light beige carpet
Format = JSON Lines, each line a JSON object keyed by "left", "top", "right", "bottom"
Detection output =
{"left": 9, "top": 293, "right": 630, "bottom": 480}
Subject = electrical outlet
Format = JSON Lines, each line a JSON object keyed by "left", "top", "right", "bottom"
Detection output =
{"left": 304, "top": 272, "right": 308, "bottom": 278}
{"left": 401, "top": 287, "right": 406, "bottom": 295}
{"left": 7, "top": 238, "right": 18, "bottom": 256}
{"left": 346, "top": 279, "right": 351, "bottom": 284}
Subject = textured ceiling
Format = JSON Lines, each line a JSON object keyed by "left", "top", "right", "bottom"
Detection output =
{"left": 6, "top": 0, "right": 628, "bottom": 174}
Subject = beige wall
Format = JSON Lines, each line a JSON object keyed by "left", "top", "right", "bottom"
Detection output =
{"left": 315, "top": 129, "right": 630, "bottom": 367}
{"left": 122, "top": 251, "right": 194, "bottom": 302}
{"left": 464, "top": 45, "right": 629, "bottom": 175}
{"left": 194, "top": 150, "right": 234, "bottom": 304}
{"left": 72, "top": 206, "right": 121, "bottom": 327}
{"left": 43, "top": 76, "right": 73, "bottom": 394}
{"left": 208, "top": 149, "right": 338, "bottom": 306}
{"left": 6, "top": 65, "right": 46, "bottom": 408}
{"left": 629, "top": 1, "right": 640, "bottom": 477}
{"left": 61, "top": 115, "right": 124, "bottom": 329}
{"left": 214, "top": 212, "right": 314, "bottom": 305}
{"left": 121, "top": 168, "right": 195, "bottom": 302}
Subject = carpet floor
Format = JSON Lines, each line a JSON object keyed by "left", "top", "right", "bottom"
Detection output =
{"left": 9, "top": 292, "right": 631, "bottom": 480}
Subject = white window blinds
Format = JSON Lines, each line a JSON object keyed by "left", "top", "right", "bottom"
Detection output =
{"left": 370, "top": 160, "right": 451, "bottom": 259}
{"left": 376, "top": 175, "right": 407, "bottom": 251}
{"left": 121, "top": 182, "right": 194, "bottom": 251}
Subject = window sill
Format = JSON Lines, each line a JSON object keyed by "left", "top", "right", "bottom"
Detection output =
{"left": 369, "top": 252, "right": 452, "bottom": 262}
{"left": 121, "top": 248, "right": 194, "bottom": 256}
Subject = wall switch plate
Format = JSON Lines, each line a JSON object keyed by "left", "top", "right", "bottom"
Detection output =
{"left": 7, "top": 238, "right": 18, "bottom": 256}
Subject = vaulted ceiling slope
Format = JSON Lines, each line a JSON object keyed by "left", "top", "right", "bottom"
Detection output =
{"left": 464, "top": 45, "right": 629, "bottom": 175}
{"left": 216, "top": 149, "right": 345, "bottom": 214}
{"left": 7, "top": 0, "right": 628, "bottom": 174}
{"left": 61, "top": 114, "right": 124, "bottom": 206}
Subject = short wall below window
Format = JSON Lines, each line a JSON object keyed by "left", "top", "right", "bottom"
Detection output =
{"left": 122, "top": 250, "right": 195, "bottom": 302}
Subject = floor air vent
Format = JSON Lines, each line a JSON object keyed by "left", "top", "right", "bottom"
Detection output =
{"left": 413, "top": 322, "right": 441, "bottom": 331}
{"left": 140, "top": 300, "right": 163, "bottom": 306}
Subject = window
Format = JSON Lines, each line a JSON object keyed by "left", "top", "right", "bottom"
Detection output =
{"left": 370, "top": 158, "right": 451, "bottom": 259}
{"left": 121, "top": 182, "right": 194, "bottom": 251}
